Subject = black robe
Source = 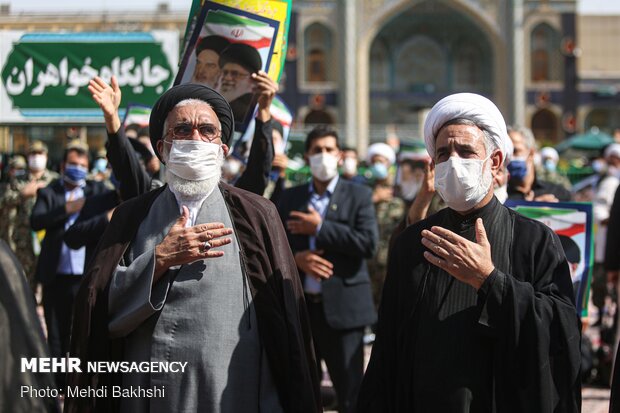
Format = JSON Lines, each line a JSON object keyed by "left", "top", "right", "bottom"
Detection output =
{"left": 0, "top": 239, "right": 59, "bottom": 413}
{"left": 65, "top": 183, "right": 320, "bottom": 413}
{"left": 358, "top": 197, "right": 581, "bottom": 413}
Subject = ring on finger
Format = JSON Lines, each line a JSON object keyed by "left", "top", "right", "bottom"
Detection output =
{"left": 203, "top": 241, "right": 212, "bottom": 252}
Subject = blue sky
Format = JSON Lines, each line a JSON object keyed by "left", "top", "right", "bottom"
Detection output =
{"left": 5, "top": 0, "right": 620, "bottom": 14}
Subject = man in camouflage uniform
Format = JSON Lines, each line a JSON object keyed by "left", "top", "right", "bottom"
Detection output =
{"left": 1, "top": 141, "right": 58, "bottom": 291}
{"left": 366, "top": 143, "right": 406, "bottom": 308}
{"left": 536, "top": 146, "right": 572, "bottom": 191}
{"left": 369, "top": 184, "right": 405, "bottom": 308}
{"left": 0, "top": 155, "right": 27, "bottom": 250}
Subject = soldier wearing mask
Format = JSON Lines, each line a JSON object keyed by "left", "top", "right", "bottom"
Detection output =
{"left": 0, "top": 142, "right": 58, "bottom": 291}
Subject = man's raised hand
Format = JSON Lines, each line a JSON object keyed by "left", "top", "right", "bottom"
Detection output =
{"left": 88, "top": 76, "right": 122, "bottom": 133}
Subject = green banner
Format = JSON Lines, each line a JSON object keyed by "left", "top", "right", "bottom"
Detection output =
{"left": 1, "top": 32, "right": 177, "bottom": 119}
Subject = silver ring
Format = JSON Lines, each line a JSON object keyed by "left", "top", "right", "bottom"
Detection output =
{"left": 203, "top": 241, "right": 212, "bottom": 251}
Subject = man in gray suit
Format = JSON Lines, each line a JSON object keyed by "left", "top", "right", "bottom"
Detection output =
{"left": 66, "top": 84, "right": 320, "bottom": 413}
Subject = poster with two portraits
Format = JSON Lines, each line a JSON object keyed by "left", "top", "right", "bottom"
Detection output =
{"left": 176, "top": 0, "right": 291, "bottom": 137}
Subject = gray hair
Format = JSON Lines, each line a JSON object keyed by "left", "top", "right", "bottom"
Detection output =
{"left": 507, "top": 125, "right": 537, "bottom": 151}
{"left": 438, "top": 118, "right": 499, "bottom": 157}
{"left": 162, "top": 99, "right": 215, "bottom": 137}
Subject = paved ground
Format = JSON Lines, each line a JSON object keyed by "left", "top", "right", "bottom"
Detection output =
{"left": 321, "top": 342, "right": 612, "bottom": 412}
{"left": 323, "top": 386, "right": 610, "bottom": 412}
{"left": 582, "top": 387, "right": 611, "bottom": 413}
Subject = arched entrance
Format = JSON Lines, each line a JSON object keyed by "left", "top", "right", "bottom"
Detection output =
{"left": 531, "top": 108, "right": 559, "bottom": 142}
{"left": 585, "top": 108, "right": 620, "bottom": 134}
{"left": 304, "top": 109, "right": 334, "bottom": 125}
{"left": 367, "top": 1, "right": 495, "bottom": 141}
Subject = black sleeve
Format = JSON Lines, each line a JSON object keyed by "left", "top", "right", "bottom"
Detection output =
{"left": 105, "top": 126, "right": 152, "bottom": 201}
{"left": 357, "top": 229, "right": 409, "bottom": 412}
{"left": 30, "top": 186, "right": 68, "bottom": 231}
{"left": 63, "top": 214, "right": 109, "bottom": 250}
{"left": 478, "top": 220, "right": 581, "bottom": 412}
{"left": 605, "top": 185, "right": 620, "bottom": 271}
{"left": 63, "top": 190, "right": 118, "bottom": 249}
{"left": 235, "top": 118, "right": 274, "bottom": 195}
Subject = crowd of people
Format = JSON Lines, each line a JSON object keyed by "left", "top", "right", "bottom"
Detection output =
{"left": 2, "top": 74, "right": 620, "bottom": 413}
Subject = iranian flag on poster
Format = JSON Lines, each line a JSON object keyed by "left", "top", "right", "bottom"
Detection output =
{"left": 204, "top": 10, "right": 275, "bottom": 69}
{"left": 507, "top": 201, "right": 594, "bottom": 317}
{"left": 122, "top": 104, "right": 151, "bottom": 128}
{"left": 270, "top": 95, "right": 292, "bottom": 129}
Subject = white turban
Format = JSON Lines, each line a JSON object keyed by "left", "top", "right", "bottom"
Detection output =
{"left": 423, "top": 93, "right": 513, "bottom": 163}
{"left": 540, "top": 147, "right": 559, "bottom": 162}
{"left": 367, "top": 142, "right": 396, "bottom": 165}
{"left": 605, "top": 143, "right": 620, "bottom": 160}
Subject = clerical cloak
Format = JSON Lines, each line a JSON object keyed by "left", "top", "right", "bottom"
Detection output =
{"left": 358, "top": 197, "right": 581, "bottom": 413}
{"left": 65, "top": 183, "right": 321, "bottom": 413}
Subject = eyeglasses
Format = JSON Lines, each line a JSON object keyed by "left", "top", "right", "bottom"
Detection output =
{"left": 167, "top": 123, "right": 221, "bottom": 142}
{"left": 221, "top": 69, "right": 250, "bottom": 80}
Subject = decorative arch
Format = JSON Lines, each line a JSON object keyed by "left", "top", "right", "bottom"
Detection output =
{"left": 585, "top": 108, "right": 620, "bottom": 133}
{"left": 357, "top": 0, "right": 508, "bottom": 154}
{"left": 304, "top": 22, "right": 334, "bottom": 82}
{"left": 530, "top": 23, "right": 562, "bottom": 82}
{"left": 304, "top": 109, "right": 334, "bottom": 125}
{"left": 453, "top": 42, "right": 484, "bottom": 91}
{"left": 394, "top": 35, "right": 447, "bottom": 93}
{"left": 369, "top": 37, "right": 390, "bottom": 91}
{"left": 531, "top": 108, "right": 559, "bottom": 142}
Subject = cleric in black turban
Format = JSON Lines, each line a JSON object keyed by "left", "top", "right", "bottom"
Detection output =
{"left": 149, "top": 83, "right": 234, "bottom": 160}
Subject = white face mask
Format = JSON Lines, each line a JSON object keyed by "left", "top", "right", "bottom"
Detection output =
{"left": 309, "top": 153, "right": 339, "bottom": 182}
{"left": 400, "top": 179, "right": 423, "bottom": 201}
{"left": 28, "top": 154, "right": 47, "bottom": 171}
{"left": 342, "top": 157, "right": 357, "bottom": 176}
{"left": 434, "top": 156, "right": 493, "bottom": 212}
{"left": 164, "top": 140, "right": 222, "bottom": 181}
{"left": 494, "top": 183, "right": 508, "bottom": 204}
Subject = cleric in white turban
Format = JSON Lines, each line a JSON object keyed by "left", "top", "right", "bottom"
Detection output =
{"left": 359, "top": 93, "right": 581, "bottom": 413}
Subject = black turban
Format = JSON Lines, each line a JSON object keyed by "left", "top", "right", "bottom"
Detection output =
{"left": 149, "top": 84, "right": 234, "bottom": 161}
{"left": 558, "top": 234, "right": 581, "bottom": 264}
{"left": 219, "top": 43, "right": 262, "bottom": 74}
{"left": 195, "top": 35, "right": 230, "bottom": 57}
{"left": 272, "top": 120, "right": 284, "bottom": 136}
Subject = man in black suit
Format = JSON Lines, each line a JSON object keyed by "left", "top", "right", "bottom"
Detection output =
{"left": 277, "top": 126, "right": 378, "bottom": 413}
{"left": 30, "top": 142, "right": 115, "bottom": 389}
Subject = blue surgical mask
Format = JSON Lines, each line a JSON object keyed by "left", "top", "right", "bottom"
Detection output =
{"left": 543, "top": 159, "right": 557, "bottom": 173}
{"left": 64, "top": 164, "right": 88, "bottom": 186}
{"left": 507, "top": 157, "right": 528, "bottom": 181}
{"left": 93, "top": 158, "right": 108, "bottom": 173}
{"left": 370, "top": 162, "right": 389, "bottom": 180}
{"left": 592, "top": 160, "right": 606, "bottom": 174}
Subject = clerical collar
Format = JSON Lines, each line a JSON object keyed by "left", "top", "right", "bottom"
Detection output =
{"left": 445, "top": 195, "right": 500, "bottom": 229}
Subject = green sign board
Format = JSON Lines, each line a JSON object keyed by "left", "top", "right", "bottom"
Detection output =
{"left": 0, "top": 32, "right": 178, "bottom": 123}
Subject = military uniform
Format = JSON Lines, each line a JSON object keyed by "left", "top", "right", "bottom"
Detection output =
{"left": 536, "top": 165, "right": 572, "bottom": 191}
{"left": 1, "top": 169, "right": 58, "bottom": 290}
{"left": 368, "top": 194, "right": 406, "bottom": 308}
{"left": 0, "top": 155, "right": 27, "bottom": 252}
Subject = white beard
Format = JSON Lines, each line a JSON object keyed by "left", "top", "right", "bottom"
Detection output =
{"left": 165, "top": 151, "right": 224, "bottom": 200}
